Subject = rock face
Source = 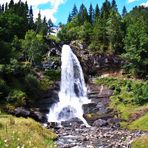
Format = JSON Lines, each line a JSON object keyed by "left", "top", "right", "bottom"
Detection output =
{"left": 70, "top": 40, "right": 123, "bottom": 77}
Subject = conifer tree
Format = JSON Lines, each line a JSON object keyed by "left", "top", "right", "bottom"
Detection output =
{"left": 2, "top": 4, "right": 4, "bottom": 12}
{"left": 71, "top": 4, "right": 78, "bottom": 17}
{"left": 89, "top": 4, "right": 94, "bottom": 24}
{"left": 94, "top": 4, "right": 100, "bottom": 21}
{"left": 67, "top": 13, "right": 72, "bottom": 23}
{"left": 101, "top": 0, "right": 111, "bottom": 19}
{"left": 122, "top": 6, "right": 127, "bottom": 17}
{"left": 5, "top": 3, "right": 8, "bottom": 11}
{"left": 111, "top": 0, "right": 117, "bottom": 12}
{"left": 78, "top": 4, "right": 89, "bottom": 25}
{"left": 9, "top": 0, "right": 14, "bottom": 9}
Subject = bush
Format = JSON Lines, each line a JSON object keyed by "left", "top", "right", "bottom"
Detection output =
{"left": 25, "top": 74, "right": 40, "bottom": 100}
{"left": 0, "top": 79, "right": 9, "bottom": 101}
{"left": 7, "top": 90, "right": 27, "bottom": 106}
{"left": 44, "top": 70, "right": 60, "bottom": 81}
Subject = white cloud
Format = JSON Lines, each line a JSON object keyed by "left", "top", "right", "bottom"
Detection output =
{"left": 141, "top": 1, "right": 148, "bottom": 7}
{"left": 0, "top": 0, "right": 65, "bottom": 23}
{"left": 128, "top": 0, "right": 137, "bottom": 3}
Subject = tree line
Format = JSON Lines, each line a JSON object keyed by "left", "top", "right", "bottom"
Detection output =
{"left": 58, "top": 0, "right": 148, "bottom": 78}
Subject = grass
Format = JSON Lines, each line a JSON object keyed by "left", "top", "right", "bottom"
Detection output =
{"left": 128, "top": 113, "right": 148, "bottom": 131}
{"left": 95, "top": 76, "right": 148, "bottom": 130}
{"left": 0, "top": 115, "right": 57, "bottom": 148}
{"left": 131, "top": 135, "right": 148, "bottom": 148}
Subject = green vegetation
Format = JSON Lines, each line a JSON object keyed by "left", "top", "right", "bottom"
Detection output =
{"left": 0, "top": 115, "right": 57, "bottom": 147}
{"left": 58, "top": 1, "right": 148, "bottom": 78}
{"left": 131, "top": 135, "right": 148, "bottom": 148}
{"left": 0, "top": 0, "right": 60, "bottom": 110}
{"left": 129, "top": 113, "right": 148, "bottom": 131}
{"left": 96, "top": 77, "right": 148, "bottom": 130}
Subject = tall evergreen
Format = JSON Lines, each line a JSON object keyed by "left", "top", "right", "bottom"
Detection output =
{"left": 78, "top": 4, "right": 89, "bottom": 25}
{"left": 71, "top": 4, "right": 78, "bottom": 18}
{"left": 9, "top": 0, "right": 14, "bottom": 9}
{"left": 28, "top": 6, "right": 34, "bottom": 29}
{"left": 5, "top": 3, "right": 8, "bottom": 11}
{"left": 122, "top": 6, "right": 127, "bottom": 17}
{"left": 94, "top": 4, "right": 100, "bottom": 21}
{"left": 89, "top": 4, "right": 94, "bottom": 24}
{"left": 2, "top": 4, "right": 4, "bottom": 12}
{"left": 101, "top": 0, "right": 111, "bottom": 19}
{"left": 111, "top": 0, "right": 118, "bottom": 12}
{"left": 67, "top": 13, "right": 72, "bottom": 23}
{"left": 48, "top": 19, "right": 54, "bottom": 34}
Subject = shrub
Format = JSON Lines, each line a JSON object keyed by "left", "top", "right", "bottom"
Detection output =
{"left": 7, "top": 90, "right": 27, "bottom": 106}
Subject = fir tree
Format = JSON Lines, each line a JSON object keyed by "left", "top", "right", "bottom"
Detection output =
{"left": 122, "top": 6, "right": 127, "bottom": 17}
{"left": 71, "top": 4, "right": 78, "bottom": 17}
{"left": 101, "top": 0, "right": 111, "bottom": 19}
{"left": 94, "top": 4, "right": 100, "bottom": 21}
{"left": 111, "top": 0, "right": 118, "bottom": 12}
{"left": 89, "top": 4, "right": 94, "bottom": 24}
{"left": 9, "top": 0, "right": 14, "bottom": 9}
{"left": 67, "top": 13, "right": 72, "bottom": 23}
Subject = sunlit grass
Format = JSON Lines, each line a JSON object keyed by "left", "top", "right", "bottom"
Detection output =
{"left": 131, "top": 135, "right": 148, "bottom": 148}
{"left": 0, "top": 115, "right": 57, "bottom": 148}
{"left": 128, "top": 113, "right": 148, "bottom": 131}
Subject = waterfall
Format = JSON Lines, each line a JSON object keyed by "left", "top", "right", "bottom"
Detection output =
{"left": 47, "top": 45, "right": 90, "bottom": 126}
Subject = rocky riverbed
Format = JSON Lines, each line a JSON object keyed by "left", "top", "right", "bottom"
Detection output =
{"left": 54, "top": 126, "right": 147, "bottom": 148}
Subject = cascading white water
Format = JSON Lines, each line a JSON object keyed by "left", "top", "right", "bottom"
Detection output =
{"left": 47, "top": 45, "right": 90, "bottom": 126}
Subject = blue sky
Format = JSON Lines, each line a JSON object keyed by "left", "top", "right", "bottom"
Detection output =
{"left": 1, "top": 0, "right": 148, "bottom": 25}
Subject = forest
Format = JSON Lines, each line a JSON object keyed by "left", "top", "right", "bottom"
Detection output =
{"left": 0, "top": 0, "right": 148, "bottom": 147}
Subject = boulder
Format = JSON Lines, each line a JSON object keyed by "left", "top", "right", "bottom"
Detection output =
{"left": 13, "top": 107, "right": 30, "bottom": 118}
{"left": 30, "top": 110, "right": 47, "bottom": 123}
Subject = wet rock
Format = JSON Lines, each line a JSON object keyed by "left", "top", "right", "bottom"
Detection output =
{"left": 61, "top": 117, "right": 83, "bottom": 127}
{"left": 47, "top": 122, "right": 59, "bottom": 129}
{"left": 30, "top": 110, "right": 47, "bottom": 123}
{"left": 83, "top": 103, "right": 98, "bottom": 114}
{"left": 13, "top": 107, "right": 30, "bottom": 117}
{"left": 93, "top": 119, "right": 108, "bottom": 127}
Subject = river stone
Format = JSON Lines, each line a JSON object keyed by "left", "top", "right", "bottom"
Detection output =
{"left": 92, "top": 119, "right": 108, "bottom": 127}
{"left": 47, "top": 122, "right": 59, "bottom": 129}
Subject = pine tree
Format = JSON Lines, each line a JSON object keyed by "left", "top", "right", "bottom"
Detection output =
{"left": 101, "top": 0, "right": 111, "bottom": 19}
{"left": 5, "top": 3, "right": 8, "bottom": 11}
{"left": 48, "top": 19, "right": 54, "bottom": 34}
{"left": 111, "top": 0, "right": 117, "bottom": 12}
{"left": 67, "top": 13, "right": 72, "bottom": 23}
{"left": 28, "top": 6, "right": 34, "bottom": 29}
{"left": 89, "top": 4, "right": 94, "bottom": 24}
{"left": 78, "top": 4, "right": 89, "bottom": 25}
{"left": 35, "top": 11, "right": 42, "bottom": 33}
{"left": 122, "top": 6, "right": 127, "bottom": 17}
{"left": 9, "top": 0, "right": 14, "bottom": 9}
{"left": 2, "top": 4, "right": 4, "bottom": 12}
{"left": 94, "top": 4, "right": 100, "bottom": 21}
{"left": 71, "top": 4, "right": 78, "bottom": 18}
{"left": 106, "top": 10, "right": 123, "bottom": 54}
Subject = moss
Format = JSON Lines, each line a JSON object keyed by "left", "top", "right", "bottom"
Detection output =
{"left": 131, "top": 135, "right": 148, "bottom": 148}
{"left": 0, "top": 115, "right": 57, "bottom": 147}
{"left": 128, "top": 113, "right": 148, "bottom": 131}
